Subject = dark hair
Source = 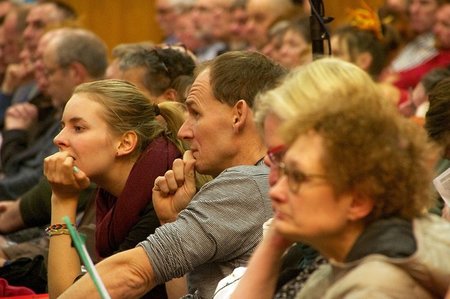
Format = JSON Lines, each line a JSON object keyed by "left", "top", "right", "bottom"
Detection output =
{"left": 286, "top": 16, "right": 311, "bottom": 43}
{"left": 53, "top": 28, "right": 108, "bottom": 79}
{"left": 332, "top": 23, "right": 399, "bottom": 79}
{"left": 118, "top": 46, "right": 196, "bottom": 99}
{"left": 421, "top": 67, "right": 450, "bottom": 93}
{"left": 425, "top": 77, "right": 450, "bottom": 147}
{"left": 200, "top": 51, "right": 287, "bottom": 108}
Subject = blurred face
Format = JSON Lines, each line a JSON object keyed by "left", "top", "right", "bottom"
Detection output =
{"left": 270, "top": 131, "right": 354, "bottom": 244}
{"left": 23, "top": 4, "right": 60, "bottom": 53}
{"left": 246, "top": 0, "right": 277, "bottom": 49}
{"left": 174, "top": 11, "right": 204, "bottom": 51}
{"left": 156, "top": 0, "right": 177, "bottom": 36}
{"left": 229, "top": 7, "right": 248, "bottom": 42}
{"left": 34, "top": 33, "right": 54, "bottom": 93}
{"left": 408, "top": 0, "right": 439, "bottom": 34}
{"left": 278, "top": 29, "right": 311, "bottom": 68}
{"left": 192, "top": 0, "right": 215, "bottom": 38}
{"left": 178, "top": 69, "right": 236, "bottom": 177}
{"left": 42, "top": 43, "right": 76, "bottom": 108}
{"left": 331, "top": 35, "right": 352, "bottom": 63}
{"left": 263, "top": 113, "right": 284, "bottom": 187}
{"left": 192, "top": 0, "right": 231, "bottom": 40}
{"left": 53, "top": 93, "right": 120, "bottom": 182}
{"left": 434, "top": 4, "right": 450, "bottom": 49}
{"left": 261, "top": 33, "right": 284, "bottom": 63}
{"left": 411, "top": 82, "right": 427, "bottom": 107}
{"left": 3, "top": 12, "right": 21, "bottom": 65}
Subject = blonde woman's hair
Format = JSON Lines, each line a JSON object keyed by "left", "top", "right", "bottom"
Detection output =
{"left": 73, "top": 79, "right": 186, "bottom": 156}
{"left": 263, "top": 58, "right": 438, "bottom": 221}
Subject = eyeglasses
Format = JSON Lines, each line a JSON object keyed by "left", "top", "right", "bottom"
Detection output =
{"left": 267, "top": 145, "right": 286, "bottom": 167}
{"left": 43, "top": 63, "right": 69, "bottom": 77}
{"left": 278, "top": 162, "right": 328, "bottom": 193}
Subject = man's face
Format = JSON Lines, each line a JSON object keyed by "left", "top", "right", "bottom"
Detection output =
{"left": 191, "top": 0, "right": 215, "bottom": 38}
{"left": 156, "top": 0, "right": 177, "bottom": 36}
{"left": 177, "top": 69, "right": 237, "bottom": 177}
{"left": 434, "top": 4, "right": 450, "bottom": 49}
{"left": 246, "top": 0, "right": 277, "bottom": 49}
{"left": 42, "top": 42, "right": 76, "bottom": 108}
{"left": 3, "top": 12, "right": 21, "bottom": 64}
{"left": 23, "top": 4, "right": 60, "bottom": 53}
{"left": 408, "top": 0, "right": 439, "bottom": 34}
{"left": 229, "top": 7, "right": 248, "bottom": 42}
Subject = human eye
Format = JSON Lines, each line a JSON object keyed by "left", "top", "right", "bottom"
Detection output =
{"left": 291, "top": 169, "right": 307, "bottom": 185}
{"left": 187, "top": 106, "right": 201, "bottom": 118}
{"left": 73, "top": 125, "right": 85, "bottom": 133}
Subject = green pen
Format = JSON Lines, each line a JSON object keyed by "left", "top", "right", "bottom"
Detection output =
{"left": 63, "top": 216, "right": 111, "bottom": 299}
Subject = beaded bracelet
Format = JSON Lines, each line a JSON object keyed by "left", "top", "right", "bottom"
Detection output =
{"left": 45, "top": 223, "right": 74, "bottom": 237}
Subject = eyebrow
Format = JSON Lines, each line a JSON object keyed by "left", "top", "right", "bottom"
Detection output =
{"left": 61, "top": 116, "right": 84, "bottom": 125}
{"left": 185, "top": 98, "right": 197, "bottom": 109}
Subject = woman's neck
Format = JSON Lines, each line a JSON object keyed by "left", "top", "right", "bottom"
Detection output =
{"left": 314, "top": 221, "right": 366, "bottom": 263}
{"left": 94, "top": 159, "right": 136, "bottom": 197}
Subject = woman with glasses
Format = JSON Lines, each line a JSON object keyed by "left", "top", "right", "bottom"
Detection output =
{"left": 232, "top": 58, "right": 450, "bottom": 299}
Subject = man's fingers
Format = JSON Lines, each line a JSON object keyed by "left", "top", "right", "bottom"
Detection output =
{"left": 164, "top": 170, "right": 179, "bottom": 192}
{"left": 154, "top": 176, "right": 171, "bottom": 195}
{"left": 172, "top": 159, "right": 185, "bottom": 186}
{"left": 183, "top": 150, "right": 196, "bottom": 185}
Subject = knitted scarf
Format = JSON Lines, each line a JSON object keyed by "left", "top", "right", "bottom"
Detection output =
{"left": 95, "top": 136, "right": 181, "bottom": 258}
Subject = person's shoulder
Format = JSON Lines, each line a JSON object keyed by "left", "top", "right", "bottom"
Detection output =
{"left": 222, "top": 163, "right": 269, "bottom": 177}
{"left": 323, "top": 260, "right": 432, "bottom": 298}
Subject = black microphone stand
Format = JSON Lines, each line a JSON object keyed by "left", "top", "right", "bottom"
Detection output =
{"left": 309, "top": 0, "right": 333, "bottom": 60}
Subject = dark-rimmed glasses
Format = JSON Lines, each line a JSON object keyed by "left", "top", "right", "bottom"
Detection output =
{"left": 278, "top": 162, "right": 328, "bottom": 193}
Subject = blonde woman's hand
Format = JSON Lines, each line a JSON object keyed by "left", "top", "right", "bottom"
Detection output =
{"left": 44, "top": 151, "right": 91, "bottom": 202}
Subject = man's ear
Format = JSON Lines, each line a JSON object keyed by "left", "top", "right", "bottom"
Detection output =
{"left": 69, "top": 61, "right": 89, "bottom": 84}
{"left": 347, "top": 192, "right": 374, "bottom": 222}
{"left": 116, "top": 131, "right": 138, "bottom": 157}
{"left": 232, "top": 99, "right": 249, "bottom": 132}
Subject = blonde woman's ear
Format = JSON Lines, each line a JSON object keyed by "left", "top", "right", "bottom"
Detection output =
{"left": 116, "top": 131, "right": 138, "bottom": 156}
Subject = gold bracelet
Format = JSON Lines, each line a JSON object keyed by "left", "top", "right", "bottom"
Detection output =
{"left": 47, "top": 228, "right": 70, "bottom": 237}
{"left": 45, "top": 223, "right": 74, "bottom": 237}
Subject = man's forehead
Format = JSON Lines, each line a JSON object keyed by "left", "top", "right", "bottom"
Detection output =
{"left": 29, "top": 4, "right": 57, "bottom": 21}
{"left": 186, "top": 69, "right": 214, "bottom": 105}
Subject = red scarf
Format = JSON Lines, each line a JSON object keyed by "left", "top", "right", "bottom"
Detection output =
{"left": 95, "top": 136, "right": 181, "bottom": 258}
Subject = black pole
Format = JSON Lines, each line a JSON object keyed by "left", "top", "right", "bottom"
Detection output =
{"left": 310, "top": 0, "right": 324, "bottom": 60}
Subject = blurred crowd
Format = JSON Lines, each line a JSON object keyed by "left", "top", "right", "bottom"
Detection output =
{"left": 0, "top": 0, "right": 448, "bottom": 298}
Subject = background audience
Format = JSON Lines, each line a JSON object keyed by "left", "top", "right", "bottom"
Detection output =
{"left": 0, "top": 0, "right": 449, "bottom": 297}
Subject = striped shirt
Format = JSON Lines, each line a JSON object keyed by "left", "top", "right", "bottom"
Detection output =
{"left": 139, "top": 162, "right": 272, "bottom": 299}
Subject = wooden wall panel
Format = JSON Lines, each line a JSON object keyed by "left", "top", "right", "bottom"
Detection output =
{"left": 59, "top": 0, "right": 386, "bottom": 55}
{"left": 60, "top": 0, "right": 164, "bottom": 55}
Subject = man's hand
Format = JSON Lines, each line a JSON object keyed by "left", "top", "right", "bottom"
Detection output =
{"left": 1, "top": 63, "right": 34, "bottom": 94}
{"left": 152, "top": 150, "right": 197, "bottom": 224}
{"left": 4, "top": 103, "right": 38, "bottom": 130}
